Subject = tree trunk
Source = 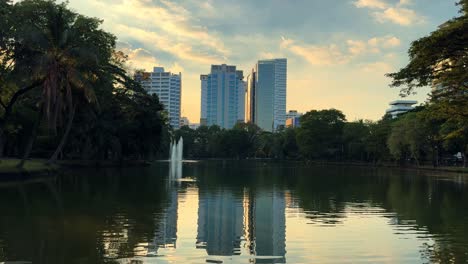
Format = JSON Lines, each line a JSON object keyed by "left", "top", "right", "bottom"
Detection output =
{"left": 17, "top": 113, "right": 42, "bottom": 168}
{"left": 0, "top": 128, "right": 4, "bottom": 159}
{"left": 47, "top": 104, "right": 76, "bottom": 164}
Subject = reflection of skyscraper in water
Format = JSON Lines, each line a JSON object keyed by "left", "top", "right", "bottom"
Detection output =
{"left": 147, "top": 187, "right": 178, "bottom": 255}
{"left": 244, "top": 189, "right": 286, "bottom": 263}
{"left": 196, "top": 189, "right": 244, "bottom": 256}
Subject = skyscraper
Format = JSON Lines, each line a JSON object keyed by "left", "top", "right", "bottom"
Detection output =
{"left": 200, "top": 64, "right": 246, "bottom": 129}
{"left": 245, "top": 71, "right": 256, "bottom": 123}
{"left": 200, "top": 74, "right": 208, "bottom": 126}
{"left": 245, "top": 59, "right": 287, "bottom": 132}
{"left": 136, "top": 67, "right": 182, "bottom": 128}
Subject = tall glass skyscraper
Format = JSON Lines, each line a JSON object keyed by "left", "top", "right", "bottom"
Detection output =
{"left": 245, "top": 59, "right": 287, "bottom": 132}
{"left": 200, "top": 64, "right": 246, "bottom": 129}
{"left": 136, "top": 67, "right": 182, "bottom": 128}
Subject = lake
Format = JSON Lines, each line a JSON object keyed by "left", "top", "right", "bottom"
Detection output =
{"left": 0, "top": 161, "right": 467, "bottom": 263}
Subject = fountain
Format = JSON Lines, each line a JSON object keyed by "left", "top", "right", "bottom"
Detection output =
{"left": 169, "top": 137, "right": 183, "bottom": 179}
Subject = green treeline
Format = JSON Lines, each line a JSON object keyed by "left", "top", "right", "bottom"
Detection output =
{"left": 0, "top": 0, "right": 168, "bottom": 165}
{"left": 0, "top": 0, "right": 467, "bottom": 167}
{"left": 174, "top": 105, "right": 466, "bottom": 167}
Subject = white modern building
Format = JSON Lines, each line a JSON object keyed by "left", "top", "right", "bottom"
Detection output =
{"left": 200, "top": 64, "right": 246, "bottom": 129}
{"left": 386, "top": 100, "right": 418, "bottom": 118}
{"left": 286, "top": 110, "right": 302, "bottom": 120}
{"left": 180, "top": 116, "right": 190, "bottom": 127}
{"left": 136, "top": 67, "right": 182, "bottom": 128}
{"left": 245, "top": 59, "right": 287, "bottom": 132}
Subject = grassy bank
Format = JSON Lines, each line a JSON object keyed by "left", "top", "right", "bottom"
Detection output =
{"left": 303, "top": 160, "right": 468, "bottom": 174}
{"left": 0, "top": 159, "right": 57, "bottom": 175}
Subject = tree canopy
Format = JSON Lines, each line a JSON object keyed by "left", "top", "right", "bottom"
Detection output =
{"left": 0, "top": 0, "right": 168, "bottom": 164}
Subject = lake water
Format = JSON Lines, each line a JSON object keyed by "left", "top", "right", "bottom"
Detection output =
{"left": 0, "top": 161, "right": 467, "bottom": 264}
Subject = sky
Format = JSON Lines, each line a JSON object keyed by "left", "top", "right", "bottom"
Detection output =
{"left": 63, "top": 0, "right": 458, "bottom": 123}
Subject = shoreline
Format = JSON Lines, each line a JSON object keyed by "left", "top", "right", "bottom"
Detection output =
{"left": 0, "top": 159, "right": 57, "bottom": 175}
{"left": 1, "top": 158, "right": 466, "bottom": 176}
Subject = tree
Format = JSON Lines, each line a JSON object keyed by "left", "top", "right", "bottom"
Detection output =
{"left": 387, "top": 0, "right": 468, "bottom": 166}
{"left": 0, "top": 0, "right": 167, "bottom": 164}
{"left": 343, "top": 120, "right": 370, "bottom": 161}
{"left": 296, "top": 109, "right": 346, "bottom": 159}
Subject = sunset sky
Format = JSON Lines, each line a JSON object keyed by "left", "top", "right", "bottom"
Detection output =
{"left": 62, "top": 0, "right": 457, "bottom": 123}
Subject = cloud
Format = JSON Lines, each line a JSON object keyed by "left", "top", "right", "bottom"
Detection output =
{"left": 373, "top": 7, "right": 425, "bottom": 26}
{"left": 353, "top": 0, "right": 388, "bottom": 9}
{"left": 354, "top": 0, "right": 424, "bottom": 26}
{"left": 281, "top": 37, "right": 348, "bottom": 65}
{"left": 368, "top": 35, "right": 401, "bottom": 49}
{"left": 113, "top": 24, "right": 223, "bottom": 65}
{"left": 168, "top": 62, "right": 184, "bottom": 73}
{"left": 258, "top": 51, "right": 279, "bottom": 60}
{"left": 347, "top": 40, "right": 369, "bottom": 56}
{"left": 282, "top": 35, "right": 401, "bottom": 65}
{"left": 116, "top": 41, "right": 158, "bottom": 71}
{"left": 83, "top": 0, "right": 229, "bottom": 62}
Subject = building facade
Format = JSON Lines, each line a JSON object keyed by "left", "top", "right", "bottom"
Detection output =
{"left": 136, "top": 67, "right": 182, "bottom": 128}
{"left": 200, "top": 75, "right": 208, "bottom": 126}
{"left": 245, "top": 71, "right": 256, "bottom": 123}
{"left": 245, "top": 59, "right": 287, "bottom": 132}
{"left": 285, "top": 110, "right": 302, "bottom": 128}
{"left": 385, "top": 100, "right": 418, "bottom": 118}
{"left": 200, "top": 64, "right": 246, "bottom": 129}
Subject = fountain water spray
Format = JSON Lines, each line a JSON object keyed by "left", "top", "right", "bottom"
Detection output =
{"left": 169, "top": 137, "right": 183, "bottom": 179}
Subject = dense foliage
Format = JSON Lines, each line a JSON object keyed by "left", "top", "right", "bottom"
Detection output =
{"left": 175, "top": 104, "right": 464, "bottom": 167}
{"left": 0, "top": 0, "right": 168, "bottom": 165}
{"left": 387, "top": 0, "right": 468, "bottom": 166}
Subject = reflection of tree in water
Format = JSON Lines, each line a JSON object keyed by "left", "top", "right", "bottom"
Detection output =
{"left": 288, "top": 166, "right": 468, "bottom": 263}
{"left": 384, "top": 173, "right": 468, "bottom": 263}
{"left": 0, "top": 166, "right": 171, "bottom": 264}
{"left": 0, "top": 162, "right": 467, "bottom": 263}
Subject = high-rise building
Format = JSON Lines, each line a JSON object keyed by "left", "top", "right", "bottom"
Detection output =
{"left": 200, "top": 64, "right": 246, "bottom": 129}
{"left": 245, "top": 59, "right": 287, "bottom": 131}
{"left": 245, "top": 71, "right": 256, "bottom": 123}
{"left": 200, "top": 75, "right": 208, "bottom": 126}
{"left": 136, "top": 67, "right": 182, "bottom": 128}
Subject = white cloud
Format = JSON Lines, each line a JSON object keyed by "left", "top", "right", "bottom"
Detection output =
{"left": 347, "top": 40, "right": 368, "bottom": 55}
{"left": 281, "top": 37, "right": 349, "bottom": 65}
{"left": 83, "top": 0, "right": 229, "bottom": 62}
{"left": 354, "top": 0, "right": 424, "bottom": 26}
{"left": 353, "top": 0, "right": 388, "bottom": 9}
{"left": 116, "top": 41, "right": 158, "bottom": 72}
{"left": 368, "top": 35, "right": 401, "bottom": 49}
{"left": 374, "top": 7, "right": 425, "bottom": 26}
{"left": 281, "top": 34, "right": 400, "bottom": 66}
{"left": 258, "top": 51, "right": 278, "bottom": 60}
{"left": 113, "top": 24, "right": 223, "bottom": 65}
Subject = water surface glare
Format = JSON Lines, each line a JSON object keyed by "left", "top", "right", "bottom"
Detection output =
{"left": 0, "top": 161, "right": 467, "bottom": 263}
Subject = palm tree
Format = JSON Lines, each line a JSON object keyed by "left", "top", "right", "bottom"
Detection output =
{"left": 11, "top": 0, "right": 116, "bottom": 166}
